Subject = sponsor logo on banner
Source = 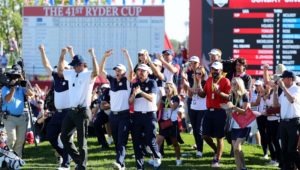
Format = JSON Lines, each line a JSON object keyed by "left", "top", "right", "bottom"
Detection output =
{"left": 214, "top": 0, "right": 228, "bottom": 7}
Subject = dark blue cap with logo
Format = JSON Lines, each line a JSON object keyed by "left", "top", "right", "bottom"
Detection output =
{"left": 162, "top": 49, "right": 173, "bottom": 55}
{"left": 69, "top": 55, "right": 85, "bottom": 66}
{"left": 280, "top": 70, "right": 296, "bottom": 79}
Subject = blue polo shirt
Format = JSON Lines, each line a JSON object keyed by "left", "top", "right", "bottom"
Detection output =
{"left": 2, "top": 86, "right": 26, "bottom": 115}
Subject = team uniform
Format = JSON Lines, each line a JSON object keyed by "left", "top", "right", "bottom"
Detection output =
{"left": 107, "top": 74, "right": 131, "bottom": 168}
{"left": 61, "top": 69, "right": 95, "bottom": 170}
{"left": 278, "top": 83, "right": 300, "bottom": 169}
{"left": 46, "top": 71, "right": 71, "bottom": 168}
{"left": 131, "top": 78, "right": 161, "bottom": 170}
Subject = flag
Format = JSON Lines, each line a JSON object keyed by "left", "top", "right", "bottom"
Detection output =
{"left": 112, "top": 0, "right": 116, "bottom": 4}
{"left": 106, "top": 0, "right": 111, "bottom": 5}
{"left": 84, "top": 0, "right": 89, "bottom": 5}
{"left": 76, "top": 0, "right": 81, "bottom": 5}
{"left": 151, "top": 0, "right": 155, "bottom": 5}
{"left": 162, "top": 0, "right": 165, "bottom": 3}
{"left": 70, "top": 0, "right": 74, "bottom": 5}
{"left": 132, "top": 0, "right": 135, "bottom": 4}
{"left": 61, "top": 0, "right": 65, "bottom": 5}
{"left": 122, "top": 0, "right": 126, "bottom": 5}
{"left": 143, "top": 0, "right": 146, "bottom": 4}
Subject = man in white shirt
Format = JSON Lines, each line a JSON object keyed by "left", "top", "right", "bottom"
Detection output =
{"left": 273, "top": 70, "right": 300, "bottom": 170}
{"left": 157, "top": 49, "right": 179, "bottom": 84}
{"left": 58, "top": 48, "right": 99, "bottom": 170}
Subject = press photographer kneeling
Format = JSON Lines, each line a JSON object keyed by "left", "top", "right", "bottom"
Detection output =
{"left": 1, "top": 64, "right": 33, "bottom": 158}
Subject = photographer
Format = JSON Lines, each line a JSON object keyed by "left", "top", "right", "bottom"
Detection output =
{"left": 2, "top": 64, "right": 33, "bottom": 158}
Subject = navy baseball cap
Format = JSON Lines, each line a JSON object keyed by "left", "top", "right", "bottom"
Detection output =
{"left": 69, "top": 55, "right": 85, "bottom": 66}
{"left": 162, "top": 49, "right": 173, "bottom": 55}
{"left": 280, "top": 70, "right": 296, "bottom": 79}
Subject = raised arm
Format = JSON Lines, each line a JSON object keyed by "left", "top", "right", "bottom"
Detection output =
{"left": 263, "top": 64, "right": 271, "bottom": 84}
{"left": 278, "top": 79, "right": 296, "bottom": 103}
{"left": 157, "top": 54, "right": 178, "bottom": 74}
{"left": 147, "top": 54, "right": 164, "bottom": 80}
{"left": 67, "top": 45, "right": 75, "bottom": 59}
{"left": 251, "top": 92, "right": 262, "bottom": 106}
{"left": 4, "top": 86, "right": 16, "bottom": 102}
{"left": 99, "top": 49, "right": 113, "bottom": 79}
{"left": 181, "top": 63, "right": 190, "bottom": 82}
{"left": 272, "top": 84, "right": 280, "bottom": 107}
{"left": 38, "top": 44, "right": 53, "bottom": 75}
{"left": 198, "top": 82, "right": 206, "bottom": 98}
{"left": 57, "top": 48, "right": 68, "bottom": 76}
{"left": 121, "top": 48, "right": 134, "bottom": 81}
{"left": 88, "top": 48, "right": 100, "bottom": 79}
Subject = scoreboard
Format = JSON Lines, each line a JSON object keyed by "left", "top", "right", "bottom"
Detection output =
{"left": 22, "top": 6, "right": 164, "bottom": 75}
{"left": 213, "top": 0, "right": 300, "bottom": 76}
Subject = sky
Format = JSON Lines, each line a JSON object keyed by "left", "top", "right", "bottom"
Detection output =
{"left": 164, "top": 0, "right": 190, "bottom": 42}
{"left": 112, "top": 0, "right": 190, "bottom": 42}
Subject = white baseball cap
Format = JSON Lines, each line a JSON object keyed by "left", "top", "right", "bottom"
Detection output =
{"left": 208, "top": 48, "right": 222, "bottom": 57}
{"left": 254, "top": 80, "right": 263, "bottom": 86}
{"left": 211, "top": 61, "right": 223, "bottom": 70}
{"left": 138, "top": 49, "right": 148, "bottom": 55}
{"left": 189, "top": 56, "right": 200, "bottom": 63}
{"left": 137, "top": 64, "right": 152, "bottom": 74}
{"left": 113, "top": 64, "right": 126, "bottom": 72}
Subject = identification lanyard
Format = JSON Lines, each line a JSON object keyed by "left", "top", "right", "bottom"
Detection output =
{"left": 164, "top": 98, "right": 173, "bottom": 119}
{"left": 211, "top": 76, "right": 222, "bottom": 92}
{"left": 164, "top": 98, "right": 169, "bottom": 109}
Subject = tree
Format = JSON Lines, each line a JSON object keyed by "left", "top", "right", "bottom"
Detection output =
{"left": 0, "top": 0, "right": 23, "bottom": 51}
{"left": 170, "top": 39, "right": 180, "bottom": 52}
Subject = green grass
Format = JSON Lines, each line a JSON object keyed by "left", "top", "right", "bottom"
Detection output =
{"left": 22, "top": 133, "right": 279, "bottom": 170}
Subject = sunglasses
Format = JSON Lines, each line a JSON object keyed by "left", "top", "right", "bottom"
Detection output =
{"left": 195, "top": 72, "right": 202, "bottom": 75}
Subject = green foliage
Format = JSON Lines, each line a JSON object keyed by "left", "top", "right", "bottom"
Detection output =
{"left": 22, "top": 133, "right": 279, "bottom": 170}
{"left": 0, "top": 0, "right": 23, "bottom": 50}
{"left": 170, "top": 39, "right": 180, "bottom": 51}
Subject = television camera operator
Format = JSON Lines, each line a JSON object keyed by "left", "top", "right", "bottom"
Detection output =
{"left": 1, "top": 64, "right": 33, "bottom": 158}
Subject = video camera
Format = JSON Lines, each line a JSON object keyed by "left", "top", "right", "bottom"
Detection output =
{"left": 0, "top": 62, "right": 26, "bottom": 88}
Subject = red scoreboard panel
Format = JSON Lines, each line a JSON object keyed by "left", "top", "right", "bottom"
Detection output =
{"left": 213, "top": 0, "right": 300, "bottom": 76}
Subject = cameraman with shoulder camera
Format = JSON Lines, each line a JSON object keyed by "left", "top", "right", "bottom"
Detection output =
{"left": 2, "top": 64, "right": 33, "bottom": 158}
